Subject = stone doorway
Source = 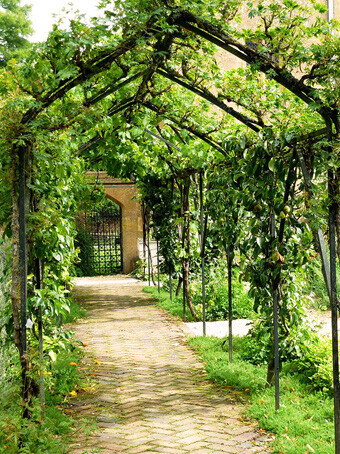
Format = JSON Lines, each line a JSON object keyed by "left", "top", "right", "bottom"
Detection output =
{"left": 85, "top": 172, "right": 143, "bottom": 274}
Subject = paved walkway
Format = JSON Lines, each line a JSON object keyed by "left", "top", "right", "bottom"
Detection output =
{"left": 69, "top": 276, "right": 270, "bottom": 454}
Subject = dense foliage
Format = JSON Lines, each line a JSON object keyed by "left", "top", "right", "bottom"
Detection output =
{"left": 0, "top": 0, "right": 32, "bottom": 66}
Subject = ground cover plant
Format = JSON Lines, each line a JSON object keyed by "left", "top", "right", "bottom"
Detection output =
{"left": 144, "top": 286, "right": 196, "bottom": 321}
{"left": 188, "top": 335, "right": 335, "bottom": 454}
{"left": 189, "top": 261, "right": 254, "bottom": 320}
{"left": 0, "top": 300, "right": 89, "bottom": 453}
{"left": 144, "top": 260, "right": 255, "bottom": 322}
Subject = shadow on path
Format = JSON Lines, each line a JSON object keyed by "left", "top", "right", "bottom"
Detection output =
{"left": 69, "top": 276, "right": 271, "bottom": 454}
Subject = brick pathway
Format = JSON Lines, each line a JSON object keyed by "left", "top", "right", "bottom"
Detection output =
{"left": 69, "top": 276, "right": 270, "bottom": 454}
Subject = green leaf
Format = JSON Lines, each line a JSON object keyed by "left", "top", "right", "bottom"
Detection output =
{"left": 49, "top": 350, "right": 57, "bottom": 362}
{"left": 268, "top": 158, "right": 275, "bottom": 172}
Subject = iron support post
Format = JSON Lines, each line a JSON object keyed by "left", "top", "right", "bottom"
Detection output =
{"left": 182, "top": 279, "right": 186, "bottom": 321}
{"left": 147, "top": 219, "right": 151, "bottom": 286}
{"left": 329, "top": 170, "right": 340, "bottom": 454}
{"left": 199, "top": 172, "right": 206, "bottom": 336}
{"left": 35, "top": 259, "right": 45, "bottom": 417}
{"left": 227, "top": 246, "right": 233, "bottom": 363}
{"left": 271, "top": 214, "right": 280, "bottom": 410}
{"left": 142, "top": 202, "right": 147, "bottom": 279}
{"left": 157, "top": 239, "right": 160, "bottom": 293}
{"left": 18, "top": 146, "right": 27, "bottom": 356}
{"left": 169, "top": 267, "right": 173, "bottom": 301}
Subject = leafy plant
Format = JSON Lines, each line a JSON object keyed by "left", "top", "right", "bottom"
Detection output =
{"left": 287, "top": 335, "right": 333, "bottom": 395}
{"left": 303, "top": 255, "right": 340, "bottom": 310}
{"left": 189, "top": 259, "right": 254, "bottom": 320}
{"left": 189, "top": 335, "right": 335, "bottom": 454}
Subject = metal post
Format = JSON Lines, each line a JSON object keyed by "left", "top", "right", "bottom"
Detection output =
{"left": 157, "top": 239, "right": 160, "bottom": 294}
{"left": 183, "top": 276, "right": 186, "bottom": 321}
{"left": 18, "top": 146, "right": 27, "bottom": 356}
{"left": 199, "top": 172, "right": 206, "bottom": 336}
{"left": 35, "top": 259, "right": 45, "bottom": 417}
{"left": 329, "top": 170, "right": 340, "bottom": 454}
{"left": 119, "top": 205, "right": 123, "bottom": 273}
{"left": 271, "top": 214, "right": 280, "bottom": 410}
{"left": 147, "top": 217, "right": 151, "bottom": 286}
{"left": 202, "top": 256, "right": 206, "bottom": 336}
{"left": 169, "top": 266, "right": 173, "bottom": 301}
{"left": 170, "top": 178, "right": 174, "bottom": 302}
{"left": 227, "top": 246, "right": 233, "bottom": 363}
{"left": 142, "top": 202, "right": 147, "bottom": 280}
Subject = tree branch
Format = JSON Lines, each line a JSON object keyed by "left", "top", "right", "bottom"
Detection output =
{"left": 156, "top": 68, "right": 262, "bottom": 132}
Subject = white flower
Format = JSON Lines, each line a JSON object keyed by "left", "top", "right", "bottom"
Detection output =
{"left": 26, "top": 319, "right": 34, "bottom": 329}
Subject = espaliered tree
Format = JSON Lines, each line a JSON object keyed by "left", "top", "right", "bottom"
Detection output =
{"left": 0, "top": 0, "right": 339, "bottom": 450}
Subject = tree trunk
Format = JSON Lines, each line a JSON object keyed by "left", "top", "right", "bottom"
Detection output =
{"left": 147, "top": 239, "right": 157, "bottom": 287}
{"left": 336, "top": 167, "right": 340, "bottom": 265}
{"left": 175, "top": 276, "right": 183, "bottom": 296}
{"left": 10, "top": 152, "right": 23, "bottom": 357}
{"left": 10, "top": 145, "right": 37, "bottom": 418}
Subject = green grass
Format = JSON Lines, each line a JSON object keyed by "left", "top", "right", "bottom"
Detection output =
{"left": 143, "top": 286, "right": 196, "bottom": 321}
{"left": 145, "top": 286, "right": 335, "bottom": 453}
{"left": 188, "top": 336, "right": 335, "bottom": 454}
{"left": 63, "top": 297, "right": 87, "bottom": 324}
{"left": 144, "top": 266, "right": 255, "bottom": 323}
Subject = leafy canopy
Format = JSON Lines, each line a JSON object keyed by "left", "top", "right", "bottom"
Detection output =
{"left": 0, "top": 0, "right": 32, "bottom": 66}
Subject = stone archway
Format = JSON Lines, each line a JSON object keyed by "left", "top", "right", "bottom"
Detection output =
{"left": 86, "top": 172, "right": 143, "bottom": 274}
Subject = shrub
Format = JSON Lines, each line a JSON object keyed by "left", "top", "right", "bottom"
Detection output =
{"left": 0, "top": 346, "right": 87, "bottom": 453}
{"left": 189, "top": 259, "right": 254, "bottom": 321}
{"left": 287, "top": 335, "right": 333, "bottom": 395}
{"left": 240, "top": 322, "right": 333, "bottom": 395}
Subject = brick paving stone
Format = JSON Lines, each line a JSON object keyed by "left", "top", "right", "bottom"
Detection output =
{"left": 191, "top": 451, "right": 220, "bottom": 454}
{"left": 68, "top": 276, "right": 272, "bottom": 454}
{"left": 233, "top": 432, "right": 258, "bottom": 442}
{"left": 129, "top": 446, "right": 155, "bottom": 454}
{"left": 153, "top": 447, "right": 189, "bottom": 454}
{"left": 184, "top": 441, "right": 208, "bottom": 450}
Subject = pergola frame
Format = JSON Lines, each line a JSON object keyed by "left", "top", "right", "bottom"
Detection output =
{"left": 5, "top": 4, "right": 339, "bottom": 452}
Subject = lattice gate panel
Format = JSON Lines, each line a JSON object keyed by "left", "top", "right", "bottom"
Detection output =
{"left": 76, "top": 202, "right": 123, "bottom": 276}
